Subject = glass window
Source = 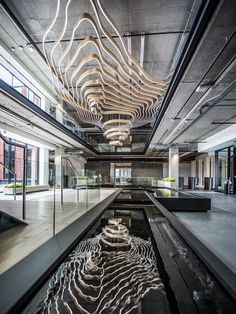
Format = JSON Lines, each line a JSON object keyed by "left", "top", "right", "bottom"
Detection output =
{"left": 0, "top": 64, "right": 12, "bottom": 85}
{"left": 26, "top": 144, "right": 39, "bottom": 185}
{"left": 217, "top": 148, "right": 228, "bottom": 191}
{"left": 0, "top": 139, "right": 4, "bottom": 183}
{"left": 12, "top": 76, "right": 23, "bottom": 87}
{"left": 15, "top": 85, "right": 29, "bottom": 98}
{"left": 28, "top": 89, "right": 34, "bottom": 102}
{"left": 33, "top": 93, "right": 41, "bottom": 107}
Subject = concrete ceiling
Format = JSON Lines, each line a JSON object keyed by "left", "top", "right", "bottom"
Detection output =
{"left": 0, "top": 0, "right": 194, "bottom": 111}
{"left": 0, "top": 0, "right": 235, "bottom": 158}
{"left": 148, "top": 0, "right": 236, "bottom": 158}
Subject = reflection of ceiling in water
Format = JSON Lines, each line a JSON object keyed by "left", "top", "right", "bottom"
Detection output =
{"left": 38, "top": 218, "right": 164, "bottom": 313}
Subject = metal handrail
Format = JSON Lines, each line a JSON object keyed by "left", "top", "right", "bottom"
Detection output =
{"left": 0, "top": 161, "right": 16, "bottom": 200}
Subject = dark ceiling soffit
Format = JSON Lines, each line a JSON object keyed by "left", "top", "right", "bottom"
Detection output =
{"left": 0, "top": 79, "right": 97, "bottom": 153}
{"left": 144, "top": 0, "right": 221, "bottom": 153}
{"left": 211, "top": 121, "right": 236, "bottom": 124}
{"left": 87, "top": 157, "right": 166, "bottom": 162}
{"left": 97, "top": 151, "right": 144, "bottom": 156}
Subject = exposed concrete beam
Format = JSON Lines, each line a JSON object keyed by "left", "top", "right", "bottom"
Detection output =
{"left": 0, "top": 123, "right": 56, "bottom": 149}
{"left": 198, "top": 124, "right": 236, "bottom": 152}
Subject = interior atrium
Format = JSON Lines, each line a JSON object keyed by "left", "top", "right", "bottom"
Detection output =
{"left": 0, "top": 0, "right": 236, "bottom": 313}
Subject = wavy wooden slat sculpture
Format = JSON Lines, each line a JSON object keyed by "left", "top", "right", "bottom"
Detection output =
{"left": 43, "top": 0, "right": 166, "bottom": 146}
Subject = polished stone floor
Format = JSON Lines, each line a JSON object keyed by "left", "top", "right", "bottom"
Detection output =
{"left": 0, "top": 188, "right": 116, "bottom": 274}
{"left": 175, "top": 190, "right": 236, "bottom": 274}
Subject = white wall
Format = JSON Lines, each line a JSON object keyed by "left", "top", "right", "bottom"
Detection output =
{"left": 39, "top": 148, "right": 49, "bottom": 185}
{"left": 198, "top": 124, "right": 236, "bottom": 152}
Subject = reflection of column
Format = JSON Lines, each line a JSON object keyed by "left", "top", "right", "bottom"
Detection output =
{"left": 56, "top": 100, "right": 64, "bottom": 124}
{"left": 55, "top": 147, "right": 64, "bottom": 188}
{"left": 163, "top": 163, "right": 168, "bottom": 178}
{"left": 110, "top": 162, "right": 115, "bottom": 183}
{"left": 39, "top": 148, "right": 49, "bottom": 185}
{"left": 169, "top": 146, "right": 179, "bottom": 189}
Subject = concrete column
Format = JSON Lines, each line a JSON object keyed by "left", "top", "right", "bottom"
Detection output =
{"left": 56, "top": 100, "right": 64, "bottom": 124}
{"left": 39, "top": 147, "right": 49, "bottom": 185}
{"left": 55, "top": 147, "right": 64, "bottom": 188}
{"left": 191, "top": 160, "right": 196, "bottom": 177}
{"left": 169, "top": 146, "right": 179, "bottom": 188}
{"left": 210, "top": 156, "right": 215, "bottom": 186}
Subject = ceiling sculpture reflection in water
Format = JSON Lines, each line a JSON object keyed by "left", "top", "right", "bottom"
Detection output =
{"left": 43, "top": 0, "right": 166, "bottom": 146}
{"left": 37, "top": 219, "right": 164, "bottom": 313}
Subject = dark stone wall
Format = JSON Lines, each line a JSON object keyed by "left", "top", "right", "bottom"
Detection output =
{"left": 85, "top": 161, "right": 163, "bottom": 184}
{"left": 131, "top": 162, "right": 163, "bottom": 179}
{"left": 86, "top": 161, "right": 111, "bottom": 184}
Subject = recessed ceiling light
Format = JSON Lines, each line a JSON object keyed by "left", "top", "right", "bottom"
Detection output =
{"left": 18, "top": 45, "right": 24, "bottom": 50}
{"left": 184, "top": 119, "right": 189, "bottom": 123}
{"left": 27, "top": 43, "right": 35, "bottom": 52}
{"left": 196, "top": 83, "right": 212, "bottom": 93}
{"left": 11, "top": 47, "right": 15, "bottom": 51}
{"left": 171, "top": 118, "right": 175, "bottom": 122}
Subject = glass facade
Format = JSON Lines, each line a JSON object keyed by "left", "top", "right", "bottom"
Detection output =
{"left": 215, "top": 146, "right": 236, "bottom": 194}
{"left": 0, "top": 138, "right": 39, "bottom": 186}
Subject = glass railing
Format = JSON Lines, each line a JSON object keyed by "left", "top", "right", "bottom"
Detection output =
{"left": 44, "top": 99, "right": 84, "bottom": 139}
{"left": 112, "top": 176, "right": 177, "bottom": 189}
{"left": 0, "top": 62, "right": 41, "bottom": 107}
{"left": 0, "top": 153, "right": 123, "bottom": 274}
{"left": 0, "top": 167, "right": 183, "bottom": 273}
{"left": 113, "top": 176, "right": 153, "bottom": 187}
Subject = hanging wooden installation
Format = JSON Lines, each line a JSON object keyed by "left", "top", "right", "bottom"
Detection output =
{"left": 43, "top": 0, "right": 166, "bottom": 146}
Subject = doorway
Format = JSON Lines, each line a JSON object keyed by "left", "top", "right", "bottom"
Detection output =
{"left": 215, "top": 146, "right": 236, "bottom": 194}
{"left": 114, "top": 163, "right": 132, "bottom": 186}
